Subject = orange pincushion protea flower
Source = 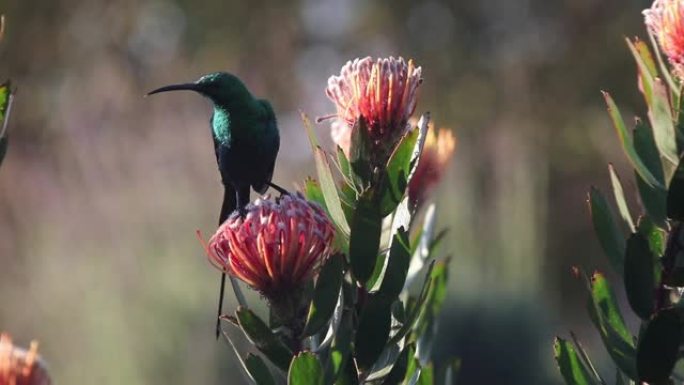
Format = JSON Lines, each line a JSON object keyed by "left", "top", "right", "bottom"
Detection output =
{"left": 644, "top": 0, "right": 684, "bottom": 77}
{"left": 203, "top": 193, "right": 335, "bottom": 298}
{"left": 0, "top": 333, "right": 50, "bottom": 385}
{"left": 408, "top": 123, "right": 456, "bottom": 206}
{"left": 325, "top": 57, "right": 422, "bottom": 156}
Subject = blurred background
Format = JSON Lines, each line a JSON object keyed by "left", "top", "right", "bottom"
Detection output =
{"left": 0, "top": 0, "right": 657, "bottom": 383}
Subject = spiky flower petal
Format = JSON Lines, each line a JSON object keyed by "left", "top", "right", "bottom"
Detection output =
{"left": 644, "top": 0, "right": 684, "bottom": 77}
{"left": 408, "top": 123, "right": 456, "bottom": 206}
{"left": 325, "top": 57, "right": 422, "bottom": 156}
{"left": 204, "top": 193, "right": 335, "bottom": 298}
{"left": 0, "top": 333, "right": 50, "bottom": 385}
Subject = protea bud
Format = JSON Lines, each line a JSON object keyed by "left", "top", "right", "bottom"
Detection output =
{"left": 644, "top": 0, "right": 684, "bottom": 77}
{"left": 325, "top": 56, "right": 423, "bottom": 158}
{"left": 408, "top": 123, "right": 456, "bottom": 207}
{"left": 0, "top": 333, "right": 50, "bottom": 385}
{"left": 203, "top": 193, "right": 335, "bottom": 301}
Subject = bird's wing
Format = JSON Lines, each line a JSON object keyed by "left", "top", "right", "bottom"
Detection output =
{"left": 253, "top": 99, "right": 280, "bottom": 194}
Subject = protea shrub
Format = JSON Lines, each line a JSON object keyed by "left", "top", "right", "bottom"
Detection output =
{"left": 554, "top": 1, "right": 684, "bottom": 384}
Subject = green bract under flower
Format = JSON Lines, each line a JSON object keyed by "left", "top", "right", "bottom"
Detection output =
{"left": 204, "top": 194, "right": 335, "bottom": 298}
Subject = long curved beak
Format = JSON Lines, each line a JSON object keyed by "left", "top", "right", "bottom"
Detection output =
{"left": 146, "top": 82, "right": 200, "bottom": 96}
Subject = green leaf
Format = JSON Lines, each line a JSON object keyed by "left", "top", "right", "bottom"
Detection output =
{"left": 348, "top": 188, "right": 382, "bottom": 284}
{"left": 416, "top": 262, "right": 449, "bottom": 364}
{"left": 608, "top": 164, "right": 635, "bottom": 232}
{"left": 0, "top": 81, "right": 12, "bottom": 130}
{"left": 303, "top": 178, "right": 329, "bottom": 216}
{"left": 649, "top": 78, "right": 679, "bottom": 166}
{"left": 0, "top": 136, "right": 7, "bottom": 169}
{"left": 404, "top": 354, "right": 422, "bottom": 385}
{"left": 627, "top": 37, "right": 656, "bottom": 106}
{"left": 331, "top": 306, "right": 355, "bottom": 383}
{"left": 416, "top": 363, "right": 434, "bottom": 385}
{"left": 334, "top": 356, "right": 359, "bottom": 385}
{"left": 624, "top": 233, "right": 656, "bottom": 320}
{"left": 336, "top": 145, "right": 354, "bottom": 185}
{"left": 634, "top": 119, "right": 668, "bottom": 227}
{"left": 314, "top": 147, "right": 351, "bottom": 235}
{"left": 588, "top": 187, "right": 626, "bottom": 274}
{"left": 246, "top": 354, "right": 276, "bottom": 385}
{"left": 637, "top": 308, "right": 682, "bottom": 384}
{"left": 602, "top": 92, "right": 662, "bottom": 188}
{"left": 553, "top": 337, "right": 599, "bottom": 385}
{"left": 587, "top": 272, "right": 637, "bottom": 380}
{"left": 637, "top": 216, "right": 666, "bottom": 257}
{"left": 667, "top": 155, "right": 684, "bottom": 220}
{"left": 388, "top": 262, "right": 435, "bottom": 346}
{"left": 349, "top": 117, "right": 374, "bottom": 186}
{"left": 0, "top": 81, "right": 12, "bottom": 169}
{"left": 381, "top": 344, "right": 414, "bottom": 385}
{"left": 355, "top": 294, "right": 393, "bottom": 371}
{"left": 236, "top": 307, "right": 293, "bottom": 371}
{"left": 303, "top": 254, "right": 344, "bottom": 336}
{"left": 377, "top": 228, "right": 412, "bottom": 301}
{"left": 380, "top": 129, "right": 420, "bottom": 216}
{"left": 288, "top": 352, "right": 324, "bottom": 385}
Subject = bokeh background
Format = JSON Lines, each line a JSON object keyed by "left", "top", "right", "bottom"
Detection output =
{"left": 0, "top": 0, "right": 657, "bottom": 383}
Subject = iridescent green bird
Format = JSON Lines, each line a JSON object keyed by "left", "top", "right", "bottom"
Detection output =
{"left": 148, "top": 72, "right": 282, "bottom": 337}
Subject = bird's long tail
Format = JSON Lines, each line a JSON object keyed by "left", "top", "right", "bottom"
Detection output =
{"left": 216, "top": 185, "right": 236, "bottom": 339}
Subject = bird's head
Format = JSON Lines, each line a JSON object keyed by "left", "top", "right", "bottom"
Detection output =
{"left": 147, "top": 72, "right": 252, "bottom": 107}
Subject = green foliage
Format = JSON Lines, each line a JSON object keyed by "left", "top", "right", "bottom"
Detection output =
{"left": 289, "top": 352, "right": 324, "bottom": 385}
{"left": 0, "top": 81, "right": 12, "bottom": 169}
{"left": 557, "top": 35, "right": 684, "bottom": 385}
{"left": 553, "top": 338, "right": 599, "bottom": 385}
{"left": 636, "top": 308, "right": 682, "bottom": 384}
{"left": 236, "top": 307, "right": 293, "bottom": 371}
{"left": 303, "top": 254, "right": 344, "bottom": 337}
{"left": 588, "top": 187, "right": 625, "bottom": 274}
{"left": 245, "top": 354, "right": 276, "bottom": 385}
{"left": 624, "top": 233, "right": 656, "bottom": 320}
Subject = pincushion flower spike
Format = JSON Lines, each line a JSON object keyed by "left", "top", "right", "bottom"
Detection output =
{"left": 199, "top": 193, "right": 335, "bottom": 332}
{"left": 0, "top": 333, "right": 50, "bottom": 385}
{"left": 324, "top": 56, "right": 423, "bottom": 159}
{"left": 408, "top": 122, "right": 456, "bottom": 207}
{"left": 644, "top": 0, "right": 684, "bottom": 79}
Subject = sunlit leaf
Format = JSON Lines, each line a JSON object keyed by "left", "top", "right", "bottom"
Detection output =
{"left": 608, "top": 164, "right": 635, "bottom": 232}
{"left": 553, "top": 337, "right": 599, "bottom": 385}
{"left": 288, "top": 352, "right": 324, "bottom": 385}
{"left": 602, "top": 92, "right": 662, "bottom": 188}
{"left": 634, "top": 119, "right": 668, "bottom": 227}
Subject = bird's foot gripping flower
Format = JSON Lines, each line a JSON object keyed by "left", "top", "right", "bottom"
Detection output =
{"left": 202, "top": 193, "right": 335, "bottom": 332}
{"left": 644, "top": 0, "right": 684, "bottom": 78}
{"left": 0, "top": 333, "right": 50, "bottom": 385}
{"left": 325, "top": 56, "right": 423, "bottom": 163}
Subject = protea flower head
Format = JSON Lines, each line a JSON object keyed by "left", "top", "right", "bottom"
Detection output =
{"left": 408, "top": 122, "right": 456, "bottom": 207}
{"left": 0, "top": 333, "right": 50, "bottom": 385}
{"left": 644, "top": 0, "right": 684, "bottom": 77}
{"left": 202, "top": 193, "right": 335, "bottom": 300}
{"left": 325, "top": 56, "right": 423, "bottom": 157}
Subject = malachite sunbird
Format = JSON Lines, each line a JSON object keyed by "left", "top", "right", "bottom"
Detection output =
{"left": 148, "top": 72, "right": 282, "bottom": 337}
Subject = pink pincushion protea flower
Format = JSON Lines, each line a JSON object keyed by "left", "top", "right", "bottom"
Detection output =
{"left": 0, "top": 333, "right": 50, "bottom": 385}
{"left": 202, "top": 193, "right": 335, "bottom": 298}
{"left": 325, "top": 57, "right": 422, "bottom": 156}
{"left": 408, "top": 123, "right": 456, "bottom": 207}
{"left": 644, "top": 0, "right": 684, "bottom": 77}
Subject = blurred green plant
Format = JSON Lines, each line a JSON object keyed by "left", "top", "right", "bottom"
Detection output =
{"left": 555, "top": 2, "right": 684, "bottom": 384}
{"left": 203, "top": 56, "right": 457, "bottom": 384}
{"left": 0, "top": 16, "right": 13, "bottom": 170}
